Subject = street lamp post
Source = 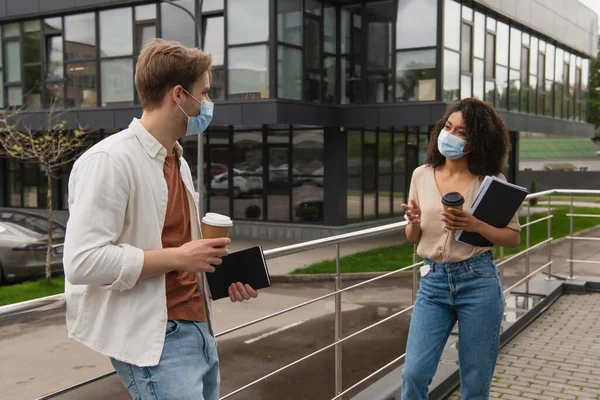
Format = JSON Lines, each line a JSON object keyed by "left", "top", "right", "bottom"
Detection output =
{"left": 162, "top": 0, "right": 205, "bottom": 218}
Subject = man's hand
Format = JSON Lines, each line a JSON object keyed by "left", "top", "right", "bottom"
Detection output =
{"left": 177, "top": 238, "right": 231, "bottom": 273}
{"left": 229, "top": 283, "right": 259, "bottom": 302}
{"left": 401, "top": 199, "right": 421, "bottom": 225}
{"left": 441, "top": 208, "right": 483, "bottom": 232}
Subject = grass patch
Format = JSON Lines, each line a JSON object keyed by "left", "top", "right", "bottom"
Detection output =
{"left": 293, "top": 206, "right": 600, "bottom": 274}
{"left": 0, "top": 275, "right": 65, "bottom": 307}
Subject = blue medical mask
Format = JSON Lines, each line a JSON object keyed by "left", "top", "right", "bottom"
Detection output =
{"left": 179, "top": 89, "right": 214, "bottom": 136}
{"left": 438, "top": 129, "right": 468, "bottom": 160}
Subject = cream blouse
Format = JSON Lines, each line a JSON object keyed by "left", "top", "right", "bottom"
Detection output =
{"left": 408, "top": 165, "right": 521, "bottom": 263}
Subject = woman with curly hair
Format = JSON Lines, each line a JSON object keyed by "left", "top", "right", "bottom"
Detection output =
{"left": 400, "top": 98, "right": 521, "bottom": 399}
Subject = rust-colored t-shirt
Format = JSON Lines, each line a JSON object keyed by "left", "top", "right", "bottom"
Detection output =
{"left": 163, "top": 154, "right": 207, "bottom": 322}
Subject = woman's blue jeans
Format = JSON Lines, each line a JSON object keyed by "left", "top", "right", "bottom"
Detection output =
{"left": 401, "top": 251, "right": 504, "bottom": 400}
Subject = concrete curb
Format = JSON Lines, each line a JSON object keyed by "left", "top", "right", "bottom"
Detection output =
{"left": 269, "top": 225, "right": 600, "bottom": 283}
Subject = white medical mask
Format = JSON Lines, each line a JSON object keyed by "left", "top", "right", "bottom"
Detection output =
{"left": 437, "top": 129, "right": 468, "bottom": 160}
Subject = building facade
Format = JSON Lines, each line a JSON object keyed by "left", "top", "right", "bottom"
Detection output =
{"left": 0, "top": 0, "right": 596, "bottom": 238}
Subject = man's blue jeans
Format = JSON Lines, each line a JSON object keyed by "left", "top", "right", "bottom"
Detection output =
{"left": 401, "top": 252, "right": 504, "bottom": 400}
{"left": 111, "top": 320, "right": 219, "bottom": 400}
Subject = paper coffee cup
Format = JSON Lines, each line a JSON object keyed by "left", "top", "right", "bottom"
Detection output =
{"left": 202, "top": 213, "right": 233, "bottom": 240}
{"left": 441, "top": 192, "right": 465, "bottom": 230}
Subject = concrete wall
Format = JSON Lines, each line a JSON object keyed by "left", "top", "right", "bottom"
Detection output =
{"left": 517, "top": 170, "right": 600, "bottom": 192}
{"left": 474, "top": 0, "right": 599, "bottom": 57}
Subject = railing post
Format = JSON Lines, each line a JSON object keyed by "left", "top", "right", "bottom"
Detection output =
{"left": 412, "top": 244, "right": 418, "bottom": 304}
{"left": 568, "top": 194, "right": 575, "bottom": 279}
{"left": 525, "top": 199, "right": 531, "bottom": 293}
{"left": 334, "top": 244, "right": 343, "bottom": 398}
{"left": 546, "top": 195, "right": 554, "bottom": 280}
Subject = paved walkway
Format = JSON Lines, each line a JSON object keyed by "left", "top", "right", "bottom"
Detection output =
{"left": 448, "top": 293, "right": 600, "bottom": 400}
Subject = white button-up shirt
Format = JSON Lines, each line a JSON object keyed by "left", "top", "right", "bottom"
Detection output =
{"left": 63, "top": 118, "right": 213, "bottom": 367}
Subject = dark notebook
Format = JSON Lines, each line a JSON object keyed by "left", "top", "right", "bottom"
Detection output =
{"left": 206, "top": 246, "right": 271, "bottom": 300}
{"left": 455, "top": 176, "right": 528, "bottom": 247}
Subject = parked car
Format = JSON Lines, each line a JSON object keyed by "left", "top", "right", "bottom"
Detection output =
{"left": 0, "top": 210, "right": 65, "bottom": 283}
{"left": 211, "top": 169, "right": 261, "bottom": 198}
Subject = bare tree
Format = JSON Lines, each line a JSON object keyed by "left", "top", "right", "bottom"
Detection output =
{"left": 0, "top": 102, "right": 89, "bottom": 283}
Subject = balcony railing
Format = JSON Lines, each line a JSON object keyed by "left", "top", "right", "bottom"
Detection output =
{"left": 1, "top": 188, "right": 599, "bottom": 400}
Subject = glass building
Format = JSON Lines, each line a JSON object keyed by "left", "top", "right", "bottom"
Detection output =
{"left": 0, "top": 0, "right": 596, "bottom": 238}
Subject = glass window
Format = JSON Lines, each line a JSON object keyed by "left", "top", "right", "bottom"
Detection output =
{"left": 537, "top": 53, "right": 545, "bottom": 89}
{"left": 203, "top": 0, "right": 223, "bottom": 12}
{"left": 305, "top": 0, "right": 321, "bottom": 15}
{"left": 232, "top": 131, "right": 263, "bottom": 220}
{"left": 545, "top": 44, "right": 555, "bottom": 80}
{"left": 474, "top": 12, "right": 485, "bottom": 59}
{"left": 46, "top": 36, "right": 64, "bottom": 79}
{"left": 65, "top": 13, "right": 96, "bottom": 61}
{"left": 367, "top": 73, "right": 392, "bottom": 103}
{"left": 101, "top": 59, "right": 134, "bottom": 106}
{"left": 396, "top": 0, "right": 437, "bottom": 50}
{"left": 204, "top": 16, "right": 224, "bottom": 66}
{"left": 44, "top": 17, "right": 62, "bottom": 34}
{"left": 368, "top": 21, "right": 392, "bottom": 70}
{"left": 485, "top": 33, "right": 495, "bottom": 79}
{"left": 462, "top": 5, "right": 473, "bottom": 22}
{"left": 485, "top": 79, "right": 494, "bottom": 104}
{"left": 530, "top": 37, "right": 538, "bottom": 76}
{"left": 161, "top": 0, "right": 195, "bottom": 48}
{"left": 379, "top": 131, "right": 391, "bottom": 217}
{"left": 278, "top": 46, "right": 302, "bottom": 100}
{"left": 444, "top": 50, "right": 460, "bottom": 101}
{"left": 509, "top": 69, "right": 520, "bottom": 111}
{"left": 66, "top": 61, "right": 97, "bottom": 107}
{"left": 324, "top": 6, "right": 336, "bottom": 54}
{"left": 135, "top": 23, "right": 157, "bottom": 56}
{"left": 8, "top": 87, "right": 23, "bottom": 106}
{"left": 46, "top": 82, "right": 64, "bottom": 107}
{"left": 100, "top": 8, "right": 133, "bottom": 57}
{"left": 520, "top": 47, "right": 529, "bottom": 87}
{"left": 461, "top": 74, "right": 472, "bottom": 98}
{"left": 363, "top": 131, "right": 376, "bottom": 219}
{"left": 341, "top": 56, "right": 361, "bottom": 104}
{"left": 24, "top": 65, "right": 42, "bottom": 109}
{"left": 4, "top": 23, "right": 20, "bottom": 38}
{"left": 473, "top": 58, "right": 484, "bottom": 100}
{"left": 496, "top": 22, "right": 509, "bottom": 66}
{"left": 24, "top": 21, "right": 41, "bottom": 64}
{"left": 509, "top": 28, "right": 521, "bottom": 70}
{"left": 324, "top": 56, "right": 336, "bottom": 103}
{"left": 581, "top": 59, "right": 589, "bottom": 120}
{"left": 293, "top": 129, "right": 324, "bottom": 222}
{"left": 486, "top": 16, "right": 496, "bottom": 32}
{"left": 136, "top": 4, "right": 156, "bottom": 21}
{"left": 347, "top": 130, "right": 362, "bottom": 221}
{"left": 554, "top": 48, "right": 564, "bottom": 117}
{"left": 444, "top": 0, "right": 461, "bottom": 51}
{"left": 6, "top": 41, "right": 21, "bottom": 82}
{"left": 228, "top": 46, "right": 269, "bottom": 99}
{"left": 396, "top": 49, "right": 436, "bottom": 101}
{"left": 461, "top": 22, "right": 472, "bottom": 73}
{"left": 277, "top": 0, "right": 302, "bottom": 46}
{"left": 392, "top": 130, "right": 406, "bottom": 211}
{"left": 228, "top": 0, "right": 268, "bottom": 45}
{"left": 304, "top": 17, "right": 321, "bottom": 70}
{"left": 495, "top": 65, "right": 508, "bottom": 108}
{"left": 0, "top": 76, "right": 4, "bottom": 108}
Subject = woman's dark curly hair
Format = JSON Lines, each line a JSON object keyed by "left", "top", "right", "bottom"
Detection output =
{"left": 426, "top": 98, "right": 510, "bottom": 177}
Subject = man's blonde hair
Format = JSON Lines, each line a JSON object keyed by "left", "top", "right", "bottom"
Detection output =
{"left": 135, "top": 38, "right": 212, "bottom": 110}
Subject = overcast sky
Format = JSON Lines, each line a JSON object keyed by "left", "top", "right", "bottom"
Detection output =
{"left": 578, "top": 0, "right": 600, "bottom": 32}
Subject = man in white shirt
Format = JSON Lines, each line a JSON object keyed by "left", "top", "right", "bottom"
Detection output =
{"left": 63, "top": 38, "right": 258, "bottom": 400}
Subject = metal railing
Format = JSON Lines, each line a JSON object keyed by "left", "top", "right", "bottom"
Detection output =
{"left": 2, "top": 188, "right": 600, "bottom": 400}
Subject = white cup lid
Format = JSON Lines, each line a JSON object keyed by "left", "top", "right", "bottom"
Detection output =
{"left": 202, "top": 212, "right": 233, "bottom": 227}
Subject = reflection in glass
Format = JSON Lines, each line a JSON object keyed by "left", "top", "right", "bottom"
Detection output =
{"left": 393, "top": 131, "right": 406, "bottom": 211}
{"left": 66, "top": 62, "right": 97, "bottom": 108}
{"left": 24, "top": 65, "right": 42, "bottom": 109}
{"left": 474, "top": 12, "right": 485, "bottom": 59}
{"left": 203, "top": 0, "right": 223, "bottom": 12}
{"left": 8, "top": 87, "right": 23, "bottom": 106}
{"left": 379, "top": 131, "right": 391, "bottom": 217}
{"left": 347, "top": 130, "right": 362, "bottom": 221}
{"left": 101, "top": 59, "right": 134, "bottom": 106}
{"left": 545, "top": 80, "right": 553, "bottom": 116}
{"left": 100, "top": 8, "right": 133, "bottom": 57}
{"left": 65, "top": 13, "right": 97, "bottom": 61}
{"left": 444, "top": 50, "right": 460, "bottom": 101}
{"left": 473, "top": 59, "right": 484, "bottom": 100}
{"left": 233, "top": 131, "right": 263, "bottom": 220}
{"left": 509, "top": 69, "right": 520, "bottom": 111}
{"left": 208, "top": 146, "right": 230, "bottom": 217}
{"left": 161, "top": 0, "right": 195, "bottom": 48}
{"left": 277, "top": 0, "right": 302, "bottom": 46}
{"left": 293, "top": 129, "right": 324, "bottom": 222}
{"left": 342, "top": 56, "right": 361, "bottom": 104}
{"left": 324, "top": 57, "right": 336, "bottom": 103}
{"left": 304, "top": 17, "right": 321, "bottom": 70}
{"left": 305, "top": 0, "right": 321, "bottom": 15}
{"left": 581, "top": 59, "right": 589, "bottom": 120}
{"left": 4, "top": 23, "right": 20, "bottom": 37}
{"left": 305, "top": 72, "right": 322, "bottom": 102}
{"left": 461, "top": 23, "right": 472, "bottom": 73}
{"left": 395, "top": 0, "right": 437, "bottom": 50}
{"left": 0, "top": 77, "right": 4, "bottom": 108}
{"left": 136, "top": 4, "right": 156, "bottom": 21}
{"left": 267, "top": 146, "right": 291, "bottom": 221}
{"left": 444, "top": 0, "right": 460, "bottom": 51}
{"left": 228, "top": 0, "right": 269, "bottom": 45}
{"left": 24, "top": 21, "right": 41, "bottom": 64}
{"left": 545, "top": 44, "right": 555, "bottom": 80}
{"left": 324, "top": 6, "right": 336, "bottom": 53}
{"left": 461, "top": 75, "right": 472, "bottom": 99}
{"left": 396, "top": 49, "right": 436, "bottom": 101}
{"left": 485, "top": 32, "right": 495, "bottom": 78}
{"left": 46, "top": 36, "right": 64, "bottom": 79}
{"left": 367, "top": 73, "right": 392, "bottom": 103}
{"left": 135, "top": 22, "right": 156, "bottom": 56}
{"left": 368, "top": 21, "right": 391, "bottom": 70}
{"left": 46, "top": 82, "right": 64, "bottom": 107}
{"left": 204, "top": 16, "right": 224, "bottom": 66}
{"left": 363, "top": 132, "right": 376, "bottom": 219}
{"left": 485, "top": 80, "right": 495, "bottom": 104}
{"left": 496, "top": 22, "right": 509, "bottom": 66}
{"left": 228, "top": 46, "right": 269, "bottom": 99}
{"left": 6, "top": 41, "right": 21, "bottom": 82}
{"left": 554, "top": 48, "right": 563, "bottom": 118}
{"left": 495, "top": 65, "right": 508, "bottom": 108}
{"left": 278, "top": 46, "right": 302, "bottom": 100}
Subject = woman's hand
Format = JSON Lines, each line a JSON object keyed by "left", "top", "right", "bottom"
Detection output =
{"left": 401, "top": 199, "right": 421, "bottom": 225}
{"left": 441, "top": 208, "right": 483, "bottom": 232}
